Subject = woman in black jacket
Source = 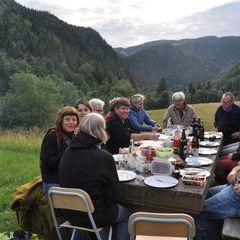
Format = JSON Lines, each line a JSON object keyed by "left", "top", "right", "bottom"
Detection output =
{"left": 40, "top": 106, "right": 79, "bottom": 193}
{"left": 59, "top": 113, "right": 129, "bottom": 240}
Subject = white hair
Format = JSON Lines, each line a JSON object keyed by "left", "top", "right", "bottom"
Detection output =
{"left": 79, "top": 113, "right": 108, "bottom": 143}
{"left": 131, "top": 94, "right": 145, "bottom": 104}
{"left": 172, "top": 92, "right": 185, "bottom": 101}
{"left": 89, "top": 98, "right": 105, "bottom": 109}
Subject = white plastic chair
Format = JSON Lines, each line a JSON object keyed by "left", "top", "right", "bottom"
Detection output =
{"left": 128, "top": 212, "right": 195, "bottom": 240}
{"left": 48, "top": 186, "right": 112, "bottom": 240}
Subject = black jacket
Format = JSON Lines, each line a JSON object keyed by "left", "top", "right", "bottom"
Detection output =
{"left": 106, "top": 113, "right": 131, "bottom": 154}
{"left": 59, "top": 132, "right": 119, "bottom": 228}
{"left": 214, "top": 104, "right": 240, "bottom": 145}
{"left": 40, "top": 129, "right": 72, "bottom": 184}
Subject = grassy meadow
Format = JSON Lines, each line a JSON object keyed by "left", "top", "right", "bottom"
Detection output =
{"left": 0, "top": 102, "right": 222, "bottom": 232}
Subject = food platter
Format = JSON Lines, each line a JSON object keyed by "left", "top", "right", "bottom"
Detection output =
{"left": 180, "top": 167, "right": 210, "bottom": 177}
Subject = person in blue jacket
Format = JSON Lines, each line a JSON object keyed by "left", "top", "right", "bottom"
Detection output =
{"left": 128, "top": 94, "right": 161, "bottom": 133}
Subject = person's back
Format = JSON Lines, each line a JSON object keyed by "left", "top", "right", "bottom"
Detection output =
{"left": 60, "top": 131, "right": 119, "bottom": 228}
{"left": 59, "top": 113, "right": 130, "bottom": 240}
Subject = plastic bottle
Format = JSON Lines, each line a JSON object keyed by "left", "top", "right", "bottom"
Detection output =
{"left": 167, "top": 117, "right": 172, "bottom": 129}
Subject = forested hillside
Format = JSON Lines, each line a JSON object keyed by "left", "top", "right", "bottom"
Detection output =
{"left": 117, "top": 36, "right": 240, "bottom": 89}
{"left": 0, "top": 0, "right": 136, "bottom": 128}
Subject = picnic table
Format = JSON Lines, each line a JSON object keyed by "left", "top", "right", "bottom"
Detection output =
{"left": 118, "top": 134, "right": 223, "bottom": 214}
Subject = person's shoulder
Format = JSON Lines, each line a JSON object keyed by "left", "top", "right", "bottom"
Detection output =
{"left": 186, "top": 104, "right": 195, "bottom": 110}
{"left": 233, "top": 104, "right": 240, "bottom": 111}
{"left": 44, "top": 129, "right": 58, "bottom": 140}
{"left": 98, "top": 149, "right": 114, "bottom": 161}
{"left": 167, "top": 104, "right": 174, "bottom": 110}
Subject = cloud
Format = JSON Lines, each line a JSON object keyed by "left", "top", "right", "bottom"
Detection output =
{"left": 94, "top": 1, "right": 240, "bottom": 47}
{"left": 16, "top": 0, "right": 240, "bottom": 47}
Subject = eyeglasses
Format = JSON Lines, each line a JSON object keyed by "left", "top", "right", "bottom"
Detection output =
{"left": 95, "top": 109, "right": 104, "bottom": 113}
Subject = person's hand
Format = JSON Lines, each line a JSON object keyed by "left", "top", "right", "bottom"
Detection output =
{"left": 231, "top": 131, "right": 240, "bottom": 139}
{"left": 234, "top": 183, "right": 240, "bottom": 194}
{"left": 146, "top": 133, "right": 159, "bottom": 141}
{"left": 227, "top": 169, "right": 238, "bottom": 184}
{"left": 74, "top": 126, "right": 79, "bottom": 135}
{"left": 228, "top": 153, "right": 233, "bottom": 159}
{"left": 152, "top": 125, "right": 161, "bottom": 132}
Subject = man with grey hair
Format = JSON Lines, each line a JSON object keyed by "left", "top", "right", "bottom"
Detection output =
{"left": 89, "top": 98, "right": 105, "bottom": 115}
{"left": 163, "top": 91, "right": 197, "bottom": 128}
{"left": 214, "top": 92, "right": 240, "bottom": 146}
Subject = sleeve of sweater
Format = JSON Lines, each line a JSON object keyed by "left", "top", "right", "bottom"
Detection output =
{"left": 143, "top": 109, "right": 156, "bottom": 126}
{"left": 107, "top": 119, "right": 131, "bottom": 146}
{"left": 128, "top": 111, "right": 153, "bottom": 132}
{"left": 163, "top": 108, "right": 171, "bottom": 128}
{"left": 40, "top": 132, "right": 61, "bottom": 171}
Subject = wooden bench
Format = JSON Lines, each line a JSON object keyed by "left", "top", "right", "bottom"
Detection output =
{"left": 222, "top": 217, "right": 240, "bottom": 240}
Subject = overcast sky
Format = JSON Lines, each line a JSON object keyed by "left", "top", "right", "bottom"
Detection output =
{"left": 16, "top": 0, "right": 240, "bottom": 47}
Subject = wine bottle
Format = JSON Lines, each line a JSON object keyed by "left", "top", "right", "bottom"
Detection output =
{"left": 180, "top": 129, "right": 188, "bottom": 160}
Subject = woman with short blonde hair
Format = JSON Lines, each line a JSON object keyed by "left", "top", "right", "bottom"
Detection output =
{"left": 60, "top": 112, "right": 130, "bottom": 240}
{"left": 79, "top": 113, "right": 108, "bottom": 144}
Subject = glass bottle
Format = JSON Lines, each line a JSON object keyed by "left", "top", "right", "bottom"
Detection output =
{"left": 167, "top": 117, "right": 172, "bottom": 129}
{"left": 191, "top": 134, "right": 199, "bottom": 157}
{"left": 180, "top": 128, "right": 188, "bottom": 160}
{"left": 199, "top": 120, "right": 205, "bottom": 141}
{"left": 129, "top": 139, "right": 137, "bottom": 156}
{"left": 173, "top": 130, "right": 181, "bottom": 156}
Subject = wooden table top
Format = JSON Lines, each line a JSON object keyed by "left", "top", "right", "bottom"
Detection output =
{"left": 119, "top": 138, "right": 223, "bottom": 214}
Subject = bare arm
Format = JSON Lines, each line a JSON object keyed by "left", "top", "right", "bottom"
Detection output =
{"left": 131, "top": 132, "right": 158, "bottom": 141}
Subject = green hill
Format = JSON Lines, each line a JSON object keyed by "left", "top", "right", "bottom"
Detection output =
{"left": 117, "top": 36, "right": 240, "bottom": 90}
{"left": 0, "top": 0, "right": 135, "bottom": 97}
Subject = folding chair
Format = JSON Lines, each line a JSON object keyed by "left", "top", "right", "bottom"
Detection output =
{"left": 48, "top": 186, "right": 112, "bottom": 240}
{"left": 128, "top": 212, "right": 195, "bottom": 240}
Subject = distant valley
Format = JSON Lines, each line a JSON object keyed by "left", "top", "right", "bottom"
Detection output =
{"left": 116, "top": 36, "right": 240, "bottom": 90}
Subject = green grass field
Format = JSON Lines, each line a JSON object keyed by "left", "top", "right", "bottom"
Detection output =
{"left": 0, "top": 102, "right": 223, "bottom": 232}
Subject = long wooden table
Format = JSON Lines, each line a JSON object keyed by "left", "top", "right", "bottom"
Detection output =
{"left": 119, "top": 138, "right": 223, "bottom": 214}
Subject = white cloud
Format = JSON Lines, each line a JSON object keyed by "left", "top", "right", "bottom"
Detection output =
{"left": 16, "top": 0, "right": 240, "bottom": 47}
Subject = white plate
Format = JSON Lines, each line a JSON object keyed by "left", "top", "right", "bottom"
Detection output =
{"left": 180, "top": 168, "right": 210, "bottom": 177}
{"left": 144, "top": 175, "right": 178, "bottom": 188}
{"left": 200, "top": 141, "right": 220, "bottom": 147}
{"left": 113, "top": 154, "right": 124, "bottom": 162}
{"left": 185, "top": 156, "right": 213, "bottom": 166}
{"left": 117, "top": 170, "right": 136, "bottom": 182}
{"left": 199, "top": 148, "right": 217, "bottom": 155}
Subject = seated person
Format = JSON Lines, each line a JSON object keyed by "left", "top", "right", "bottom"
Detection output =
{"left": 215, "top": 144, "right": 240, "bottom": 184}
{"left": 89, "top": 98, "right": 105, "bottom": 115}
{"left": 163, "top": 91, "right": 197, "bottom": 128}
{"left": 60, "top": 113, "right": 130, "bottom": 240}
{"left": 105, "top": 97, "right": 158, "bottom": 154}
{"left": 214, "top": 92, "right": 240, "bottom": 149}
{"left": 40, "top": 106, "right": 79, "bottom": 193}
{"left": 74, "top": 99, "right": 91, "bottom": 122}
{"left": 128, "top": 94, "right": 161, "bottom": 133}
{"left": 195, "top": 164, "right": 240, "bottom": 240}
